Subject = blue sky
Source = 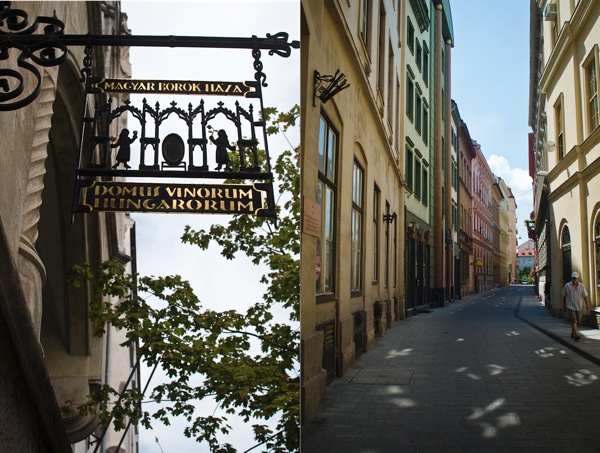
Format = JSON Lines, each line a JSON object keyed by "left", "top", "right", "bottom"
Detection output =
{"left": 450, "top": 0, "right": 533, "bottom": 242}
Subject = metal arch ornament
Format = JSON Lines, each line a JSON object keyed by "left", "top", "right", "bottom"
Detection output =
{"left": 0, "top": 2, "right": 68, "bottom": 111}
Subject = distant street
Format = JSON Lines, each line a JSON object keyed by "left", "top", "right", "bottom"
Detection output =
{"left": 301, "top": 286, "right": 600, "bottom": 452}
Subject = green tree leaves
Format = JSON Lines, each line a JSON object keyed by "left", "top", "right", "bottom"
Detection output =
{"left": 67, "top": 105, "right": 300, "bottom": 451}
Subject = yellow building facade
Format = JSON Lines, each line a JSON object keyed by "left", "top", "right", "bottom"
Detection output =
{"left": 530, "top": 0, "right": 600, "bottom": 316}
{"left": 300, "top": 0, "right": 406, "bottom": 421}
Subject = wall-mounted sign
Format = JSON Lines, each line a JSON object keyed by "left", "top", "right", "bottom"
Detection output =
{"left": 90, "top": 78, "right": 257, "bottom": 97}
{"left": 74, "top": 181, "right": 270, "bottom": 216}
{"left": 302, "top": 198, "right": 321, "bottom": 237}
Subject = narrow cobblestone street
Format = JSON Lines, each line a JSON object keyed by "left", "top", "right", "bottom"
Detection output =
{"left": 301, "top": 286, "right": 600, "bottom": 452}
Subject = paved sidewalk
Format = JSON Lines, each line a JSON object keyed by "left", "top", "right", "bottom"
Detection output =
{"left": 301, "top": 285, "right": 600, "bottom": 453}
{"left": 516, "top": 286, "right": 600, "bottom": 366}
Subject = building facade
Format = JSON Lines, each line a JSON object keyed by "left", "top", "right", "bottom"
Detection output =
{"left": 529, "top": 0, "right": 600, "bottom": 317}
{"left": 301, "top": 0, "right": 406, "bottom": 422}
{"left": 300, "top": 0, "right": 522, "bottom": 423}
{"left": 471, "top": 141, "right": 496, "bottom": 292}
{"left": 0, "top": 2, "right": 138, "bottom": 451}
{"left": 455, "top": 102, "right": 476, "bottom": 297}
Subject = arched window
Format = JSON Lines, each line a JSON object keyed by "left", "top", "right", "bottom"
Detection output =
{"left": 561, "top": 225, "right": 572, "bottom": 283}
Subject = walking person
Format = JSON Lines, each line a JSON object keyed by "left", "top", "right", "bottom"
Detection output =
{"left": 562, "top": 271, "right": 589, "bottom": 341}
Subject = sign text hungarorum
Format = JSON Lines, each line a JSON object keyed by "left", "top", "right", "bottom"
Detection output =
{"left": 74, "top": 181, "right": 267, "bottom": 215}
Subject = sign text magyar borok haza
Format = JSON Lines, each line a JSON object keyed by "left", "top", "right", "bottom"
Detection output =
{"left": 89, "top": 78, "right": 256, "bottom": 97}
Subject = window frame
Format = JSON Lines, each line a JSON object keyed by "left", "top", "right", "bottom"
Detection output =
{"left": 316, "top": 114, "right": 338, "bottom": 303}
{"left": 554, "top": 94, "right": 565, "bottom": 160}
{"left": 584, "top": 46, "right": 599, "bottom": 135}
{"left": 407, "top": 17, "right": 415, "bottom": 54}
{"left": 406, "top": 68, "right": 414, "bottom": 121}
{"left": 373, "top": 184, "right": 380, "bottom": 284}
{"left": 351, "top": 159, "right": 365, "bottom": 295}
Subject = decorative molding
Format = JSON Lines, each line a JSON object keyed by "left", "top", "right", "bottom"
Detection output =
{"left": 21, "top": 69, "right": 57, "bottom": 246}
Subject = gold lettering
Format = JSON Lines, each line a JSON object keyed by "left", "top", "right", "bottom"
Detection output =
{"left": 238, "top": 188, "right": 253, "bottom": 199}
{"left": 158, "top": 200, "right": 171, "bottom": 210}
{"left": 127, "top": 199, "right": 141, "bottom": 210}
{"left": 122, "top": 186, "right": 137, "bottom": 196}
{"left": 166, "top": 187, "right": 179, "bottom": 198}
{"left": 238, "top": 201, "right": 254, "bottom": 212}
{"left": 183, "top": 188, "right": 196, "bottom": 198}
{"left": 186, "top": 200, "right": 202, "bottom": 210}
{"left": 232, "top": 85, "right": 243, "bottom": 93}
{"left": 142, "top": 199, "right": 156, "bottom": 210}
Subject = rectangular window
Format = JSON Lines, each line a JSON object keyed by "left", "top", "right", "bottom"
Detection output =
{"left": 415, "top": 159, "right": 422, "bottom": 200}
{"left": 317, "top": 115, "right": 338, "bottom": 299}
{"left": 395, "top": 76, "right": 400, "bottom": 152}
{"left": 396, "top": 1, "right": 402, "bottom": 45}
{"left": 384, "top": 201, "right": 390, "bottom": 288}
{"left": 422, "top": 166, "right": 428, "bottom": 206}
{"left": 423, "top": 42, "right": 429, "bottom": 86}
{"left": 422, "top": 103, "right": 429, "bottom": 144}
{"left": 351, "top": 161, "right": 364, "bottom": 293}
{"left": 452, "top": 203, "right": 458, "bottom": 231}
{"left": 415, "top": 94, "right": 422, "bottom": 133}
{"left": 555, "top": 96, "right": 565, "bottom": 160}
{"left": 406, "top": 72, "right": 414, "bottom": 120}
{"left": 405, "top": 144, "right": 413, "bottom": 192}
{"left": 416, "top": 40, "right": 422, "bottom": 71}
{"left": 377, "top": 3, "right": 386, "bottom": 93}
{"left": 373, "top": 185, "right": 380, "bottom": 283}
{"left": 588, "top": 54, "right": 599, "bottom": 132}
{"left": 407, "top": 17, "right": 415, "bottom": 53}
{"left": 452, "top": 160, "right": 457, "bottom": 188}
{"left": 387, "top": 41, "right": 394, "bottom": 126}
{"left": 360, "top": 0, "right": 372, "bottom": 52}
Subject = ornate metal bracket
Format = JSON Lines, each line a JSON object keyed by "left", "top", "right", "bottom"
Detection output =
{"left": 0, "top": 2, "right": 300, "bottom": 111}
{"left": 0, "top": 2, "right": 68, "bottom": 110}
{"left": 313, "top": 69, "right": 350, "bottom": 105}
{"left": 383, "top": 213, "right": 397, "bottom": 223}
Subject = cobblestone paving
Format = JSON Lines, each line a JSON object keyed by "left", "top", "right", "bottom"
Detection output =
{"left": 301, "top": 286, "right": 600, "bottom": 452}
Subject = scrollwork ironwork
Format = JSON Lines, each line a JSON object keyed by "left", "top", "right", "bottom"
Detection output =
{"left": 0, "top": 2, "right": 68, "bottom": 110}
{"left": 0, "top": 2, "right": 299, "bottom": 111}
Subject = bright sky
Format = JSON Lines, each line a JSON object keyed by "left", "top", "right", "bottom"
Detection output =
{"left": 120, "top": 1, "right": 299, "bottom": 451}
{"left": 450, "top": 0, "right": 533, "bottom": 243}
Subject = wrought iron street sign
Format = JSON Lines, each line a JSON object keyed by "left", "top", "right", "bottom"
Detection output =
{"left": 0, "top": 2, "right": 299, "bottom": 220}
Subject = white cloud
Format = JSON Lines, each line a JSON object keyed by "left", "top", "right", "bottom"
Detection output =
{"left": 487, "top": 154, "right": 534, "bottom": 227}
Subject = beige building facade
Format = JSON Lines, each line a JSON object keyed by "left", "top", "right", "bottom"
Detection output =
{"left": 300, "top": 0, "right": 406, "bottom": 421}
{"left": 530, "top": 0, "right": 600, "bottom": 317}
